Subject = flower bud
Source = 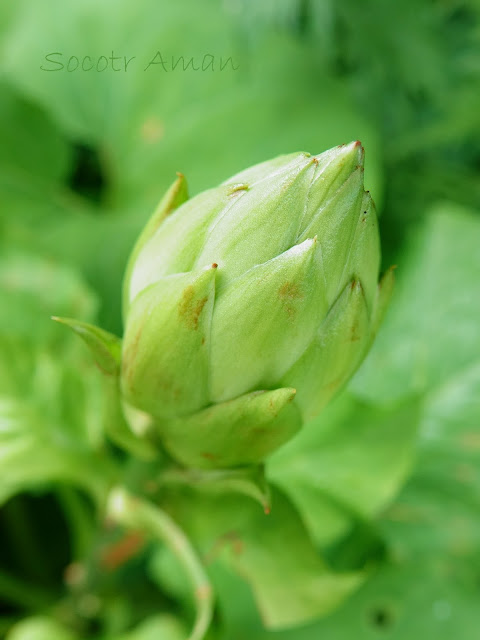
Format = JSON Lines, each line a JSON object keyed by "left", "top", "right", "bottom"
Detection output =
{"left": 59, "top": 143, "right": 392, "bottom": 469}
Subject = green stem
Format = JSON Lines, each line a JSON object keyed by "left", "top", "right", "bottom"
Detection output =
{"left": 56, "top": 487, "right": 95, "bottom": 561}
{"left": 106, "top": 487, "right": 213, "bottom": 640}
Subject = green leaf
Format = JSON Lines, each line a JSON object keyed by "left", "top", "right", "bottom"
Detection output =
{"left": 0, "top": 395, "right": 108, "bottom": 506}
{"left": 351, "top": 203, "right": 480, "bottom": 404}
{"left": 165, "top": 486, "right": 364, "bottom": 629}
{"left": 234, "top": 558, "right": 480, "bottom": 640}
{"left": 0, "top": 81, "right": 72, "bottom": 184}
{"left": 51, "top": 317, "right": 122, "bottom": 376}
{"left": 268, "top": 393, "right": 420, "bottom": 547}
{"left": 159, "top": 465, "right": 272, "bottom": 513}
{"left": 1, "top": 0, "right": 381, "bottom": 208}
{"left": 116, "top": 615, "right": 187, "bottom": 640}
{"left": 0, "top": 251, "right": 97, "bottom": 349}
{"left": 5, "top": 617, "right": 77, "bottom": 640}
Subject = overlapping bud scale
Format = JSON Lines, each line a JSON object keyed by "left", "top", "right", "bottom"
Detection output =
{"left": 61, "top": 143, "right": 392, "bottom": 469}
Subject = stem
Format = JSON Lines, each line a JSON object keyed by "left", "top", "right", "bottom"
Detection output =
{"left": 107, "top": 487, "right": 213, "bottom": 640}
{"left": 56, "top": 487, "right": 95, "bottom": 561}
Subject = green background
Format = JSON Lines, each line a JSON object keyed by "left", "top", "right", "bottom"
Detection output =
{"left": 0, "top": 1, "right": 479, "bottom": 638}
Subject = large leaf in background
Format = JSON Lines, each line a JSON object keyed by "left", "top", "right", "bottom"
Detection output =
{"left": 220, "top": 556, "right": 480, "bottom": 640}
{"left": 0, "top": 386, "right": 108, "bottom": 506}
{"left": 116, "top": 616, "right": 187, "bottom": 640}
{"left": 5, "top": 617, "right": 77, "bottom": 640}
{"left": 350, "top": 204, "right": 480, "bottom": 539}
{"left": 4, "top": 615, "right": 187, "bottom": 640}
{"left": 0, "top": 0, "right": 382, "bottom": 334}
{"left": 0, "top": 252, "right": 110, "bottom": 504}
{"left": 1, "top": 0, "right": 381, "bottom": 203}
{"left": 163, "top": 486, "right": 363, "bottom": 630}
{"left": 351, "top": 202, "right": 480, "bottom": 404}
{"left": 268, "top": 394, "right": 420, "bottom": 548}
{"left": 0, "top": 81, "right": 72, "bottom": 184}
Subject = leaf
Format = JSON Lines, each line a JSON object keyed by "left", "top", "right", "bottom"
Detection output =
{"left": 268, "top": 394, "right": 420, "bottom": 548}
{"left": 351, "top": 203, "right": 480, "bottom": 404}
{"left": 0, "top": 81, "right": 72, "bottom": 184}
{"left": 0, "top": 395, "right": 107, "bottom": 506}
{"left": 1, "top": 0, "right": 381, "bottom": 208}
{"left": 232, "top": 558, "right": 480, "bottom": 640}
{"left": 5, "top": 616, "right": 77, "bottom": 640}
{"left": 116, "top": 615, "right": 187, "bottom": 640}
{"left": 0, "top": 251, "right": 113, "bottom": 503}
{"left": 51, "top": 317, "right": 122, "bottom": 376}
{"left": 164, "top": 486, "right": 364, "bottom": 630}
{"left": 0, "top": 251, "right": 97, "bottom": 349}
{"left": 159, "top": 464, "right": 272, "bottom": 514}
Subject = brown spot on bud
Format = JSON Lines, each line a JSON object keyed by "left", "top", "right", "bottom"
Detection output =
{"left": 178, "top": 286, "right": 208, "bottom": 330}
{"left": 278, "top": 282, "right": 303, "bottom": 319}
{"left": 351, "top": 322, "right": 361, "bottom": 342}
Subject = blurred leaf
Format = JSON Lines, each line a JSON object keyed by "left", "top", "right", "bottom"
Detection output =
{"left": 0, "top": 81, "right": 72, "bottom": 183}
{"left": 0, "top": 251, "right": 97, "bottom": 349}
{"left": 0, "top": 252, "right": 113, "bottom": 504}
{"left": 165, "top": 486, "right": 364, "bottom": 630}
{"left": 227, "top": 557, "right": 480, "bottom": 640}
{"left": 1, "top": 0, "right": 381, "bottom": 205}
{"left": 51, "top": 317, "right": 121, "bottom": 376}
{"left": 5, "top": 616, "right": 77, "bottom": 640}
{"left": 116, "top": 615, "right": 187, "bottom": 640}
{"left": 351, "top": 203, "right": 480, "bottom": 404}
{"left": 0, "top": 0, "right": 381, "bottom": 335}
{"left": 159, "top": 465, "right": 272, "bottom": 513}
{"left": 0, "top": 394, "right": 107, "bottom": 506}
{"left": 268, "top": 394, "right": 420, "bottom": 547}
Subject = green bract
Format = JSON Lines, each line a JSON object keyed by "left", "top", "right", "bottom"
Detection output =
{"left": 58, "top": 143, "right": 393, "bottom": 469}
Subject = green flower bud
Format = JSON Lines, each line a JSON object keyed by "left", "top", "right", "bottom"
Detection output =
{"left": 60, "top": 143, "right": 392, "bottom": 469}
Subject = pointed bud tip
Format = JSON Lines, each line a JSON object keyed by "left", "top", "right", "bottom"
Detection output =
{"left": 311, "top": 141, "right": 365, "bottom": 182}
{"left": 342, "top": 140, "right": 365, "bottom": 165}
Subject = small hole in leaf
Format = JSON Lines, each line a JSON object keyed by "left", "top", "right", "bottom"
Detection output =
{"left": 369, "top": 606, "right": 394, "bottom": 629}
{"left": 67, "top": 142, "right": 106, "bottom": 204}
